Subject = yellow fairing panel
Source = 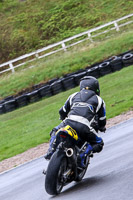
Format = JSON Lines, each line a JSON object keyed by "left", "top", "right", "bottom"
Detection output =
{"left": 60, "top": 125, "right": 78, "bottom": 141}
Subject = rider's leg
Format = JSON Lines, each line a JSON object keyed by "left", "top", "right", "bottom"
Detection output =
{"left": 44, "top": 122, "right": 65, "bottom": 160}
{"left": 78, "top": 134, "right": 104, "bottom": 168}
{"left": 77, "top": 125, "right": 104, "bottom": 167}
{"left": 86, "top": 129, "right": 104, "bottom": 153}
{"left": 91, "top": 135, "right": 104, "bottom": 153}
{"left": 79, "top": 143, "right": 93, "bottom": 168}
{"left": 65, "top": 119, "right": 104, "bottom": 154}
{"left": 44, "top": 128, "right": 57, "bottom": 160}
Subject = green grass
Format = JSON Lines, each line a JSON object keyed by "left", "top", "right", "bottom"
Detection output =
{"left": 0, "top": 65, "right": 133, "bottom": 161}
{"left": 0, "top": 0, "right": 133, "bottom": 63}
{"left": 0, "top": 30, "right": 133, "bottom": 99}
{"left": 0, "top": 0, "right": 133, "bottom": 162}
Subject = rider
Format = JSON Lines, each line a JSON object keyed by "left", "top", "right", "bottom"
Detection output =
{"left": 44, "top": 76, "right": 106, "bottom": 166}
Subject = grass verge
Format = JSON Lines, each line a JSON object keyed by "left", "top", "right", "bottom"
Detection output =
{"left": 0, "top": 65, "right": 133, "bottom": 161}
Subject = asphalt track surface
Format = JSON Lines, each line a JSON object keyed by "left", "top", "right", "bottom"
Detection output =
{"left": 0, "top": 118, "right": 133, "bottom": 200}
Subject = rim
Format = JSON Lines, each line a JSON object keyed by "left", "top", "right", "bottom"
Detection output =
{"left": 56, "top": 158, "right": 67, "bottom": 193}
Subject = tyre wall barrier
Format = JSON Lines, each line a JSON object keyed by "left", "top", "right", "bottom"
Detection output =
{"left": 38, "top": 85, "right": 53, "bottom": 98}
{"left": 110, "top": 56, "right": 123, "bottom": 72}
{"left": 26, "top": 90, "right": 41, "bottom": 103}
{"left": 122, "top": 53, "right": 133, "bottom": 67}
{"left": 51, "top": 80, "right": 64, "bottom": 95}
{"left": 86, "top": 66, "right": 100, "bottom": 78}
{"left": 3, "top": 99, "right": 17, "bottom": 113}
{"left": 99, "top": 62, "right": 112, "bottom": 76}
{"left": 0, "top": 49, "right": 133, "bottom": 114}
{"left": 73, "top": 71, "right": 87, "bottom": 86}
{"left": 15, "top": 94, "right": 28, "bottom": 107}
{"left": 0, "top": 104, "right": 5, "bottom": 114}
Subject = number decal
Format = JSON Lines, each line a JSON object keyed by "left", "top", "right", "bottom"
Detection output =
{"left": 63, "top": 125, "right": 78, "bottom": 140}
{"left": 56, "top": 125, "right": 78, "bottom": 140}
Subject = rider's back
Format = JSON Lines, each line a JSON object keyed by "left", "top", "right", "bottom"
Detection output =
{"left": 68, "top": 89, "right": 101, "bottom": 122}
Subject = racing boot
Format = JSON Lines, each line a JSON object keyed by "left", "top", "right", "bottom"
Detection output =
{"left": 91, "top": 140, "right": 104, "bottom": 153}
{"left": 78, "top": 144, "right": 93, "bottom": 168}
{"left": 44, "top": 135, "right": 57, "bottom": 160}
{"left": 44, "top": 128, "right": 58, "bottom": 160}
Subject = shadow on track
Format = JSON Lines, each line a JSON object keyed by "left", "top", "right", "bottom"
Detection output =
{"left": 49, "top": 174, "right": 111, "bottom": 199}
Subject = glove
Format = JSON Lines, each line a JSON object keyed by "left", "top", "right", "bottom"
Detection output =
{"left": 91, "top": 121, "right": 99, "bottom": 132}
{"left": 99, "top": 126, "right": 106, "bottom": 132}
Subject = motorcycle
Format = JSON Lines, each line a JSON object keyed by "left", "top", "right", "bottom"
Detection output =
{"left": 44, "top": 125, "right": 93, "bottom": 195}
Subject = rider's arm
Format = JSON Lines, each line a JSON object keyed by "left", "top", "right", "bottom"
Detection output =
{"left": 97, "top": 99, "right": 106, "bottom": 131}
{"left": 59, "top": 96, "right": 71, "bottom": 120}
{"left": 59, "top": 92, "right": 78, "bottom": 120}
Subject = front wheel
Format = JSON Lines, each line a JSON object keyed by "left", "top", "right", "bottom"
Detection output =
{"left": 45, "top": 152, "right": 67, "bottom": 195}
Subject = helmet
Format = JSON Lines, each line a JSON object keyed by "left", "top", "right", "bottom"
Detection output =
{"left": 80, "top": 76, "right": 100, "bottom": 95}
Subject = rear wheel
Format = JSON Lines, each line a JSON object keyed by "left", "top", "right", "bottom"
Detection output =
{"left": 45, "top": 152, "right": 67, "bottom": 195}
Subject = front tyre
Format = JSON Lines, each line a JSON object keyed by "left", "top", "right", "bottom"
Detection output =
{"left": 45, "top": 152, "right": 67, "bottom": 195}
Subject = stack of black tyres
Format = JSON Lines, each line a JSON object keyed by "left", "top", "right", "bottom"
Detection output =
{"left": 3, "top": 99, "right": 17, "bottom": 113}
{"left": 61, "top": 76, "right": 76, "bottom": 90}
{"left": 0, "top": 50, "right": 133, "bottom": 115}
{"left": 60, "top": 69, "right": 86, "bottom": 88}
{"left": 110, "top": 56, "right": 123, "bottom": 72}
{"left": 99, "top": 62, "right": 112, "bottom": 76}
{"left": 15, "top": 94, "right": 28, "bottom": 107}
{"left": 38, "top": 85, "right": 53, "bottom": 98}
{"left": 122, "top": 53, "right": 133, "bottom": 67}
{"left": 86, "top": 66, "right": 100, "bottom": 78}
{"left": 51, "top": 80, "right": 63, "bottom": 95}
{"left": 74, "top": 71, "right": 87, "bottom": 85}
{"left": 0, "top": 105, "right": 4, "bottom": 114}
{"left": 0, "top": 100, "right": 5, "bottom": 114}
{"left": 26, "top": 90, "right": 41, "bottom": 103}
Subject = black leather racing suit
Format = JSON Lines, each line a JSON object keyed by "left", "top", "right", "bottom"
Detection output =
{"left": 44, "top": 88, "right": 106, "bottom": 160}
{"left": 54, "top": 89, "right": 106, "bottom": 153}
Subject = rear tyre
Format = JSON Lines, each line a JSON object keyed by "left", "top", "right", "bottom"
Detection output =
{"left": 45, "top": 152, "right": 67, "bottom": 195}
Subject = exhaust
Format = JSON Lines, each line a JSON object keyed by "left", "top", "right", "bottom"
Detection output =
{"left": 66, "top": 148, "right": 74, "bottom": 157}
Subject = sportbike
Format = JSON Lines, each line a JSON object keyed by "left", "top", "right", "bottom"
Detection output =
{"left": 44, "top": 125, "right": 93, "bottom": 195}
